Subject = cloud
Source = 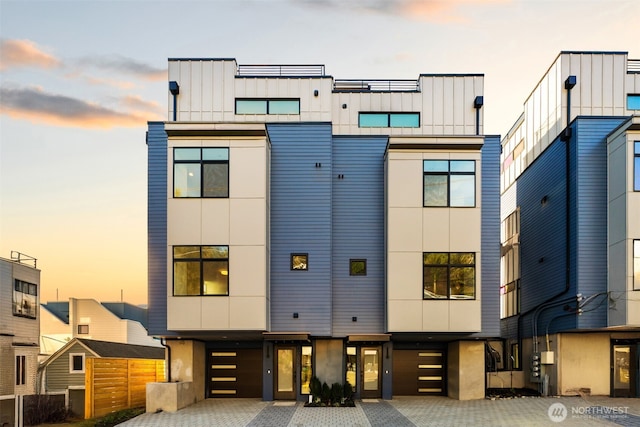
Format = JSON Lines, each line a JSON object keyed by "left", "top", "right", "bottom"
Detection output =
{"left": 0, "top": 86, "right": 163, "bottom": 128}
{"left": 121, "top": 95, "right": 164, "bottom": 115}
{"left": 292, "top": 0, "right": 510, "bottom": 23}
{"left": 76, "top": 55, "right": 166, "bottom": 81}
{"left": 0, "top": 39, "right": 61, "bottom": 71}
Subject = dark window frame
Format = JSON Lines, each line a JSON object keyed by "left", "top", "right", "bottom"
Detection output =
{"left": 13, "top": 279, "right": 37, "bottom": 319}
{"left": 423, "top": 252, "right": 476, "bottom": 300}
{"left": 358, "top": 112, "right": 420, "bottom": 128}
{"left": 173, "top": 245, "right": 230, "bottom": 296}
{"left": 77, "top": 324, "right": 89, "bottom": 334}
{"left": 173, "top": 147, "right": 229, "bottom": 198}
{"left": 235, "top": 98, "right": 301, "bottom": 115}
{"left": 16, "top": 355, "right": 26, "bottom": 385}
{"left": 423, "top": 160, "right": 476, "bottom": 208}
{"left": 349, "top": 259, "right": 367, "bottom": 276}
{"left": 291, "top": 253, "right": 308, "bottom": 271}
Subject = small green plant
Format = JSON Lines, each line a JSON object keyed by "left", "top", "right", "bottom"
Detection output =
{"left": 321, "top": 382, "right": 332, "bottom": 405}
{"left": 330, "top": 382, "right": 343, "bottom": 406}
{"left": 343, "top": 381, "right": 354, "bottom": 402}
{"left": 309, "top": 376, "right": 322, "bottom": 403}
{"left": 93, "top": 407, "right": 145, "bottom": 427}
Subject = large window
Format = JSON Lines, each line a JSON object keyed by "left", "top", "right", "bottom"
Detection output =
{"left": 628, "top": 95, "right": 640, "bottom": 110}
{"left": 359, "top": 112, "right": 419, "bottom": 128}
{"left": 235, "top": 98, "right": 300, "bottom": 114}
{"left": 501, "top": 209, "right": 521, "bottom": 318}
{"left": 423, "top": 252, "right": 475, "bottom": 300}
{"left": 174, "top": 148, "right": 228, "bottom": 198}
{"left": 634, "top": 240, "right": 640, "bottom": 291}
{"left": 634, "top": 142, "right": 640, "bottom": 192}
{"left": 173, "top": 245, "right": 229, "bottom": 296}
{"left": 13, "top": 279, "right": 37, "bottom": 319}
{"left": 423, "top": 160, "right": 475, "bottom": 207}
{"left": 301, "top": 346, "right": 313, "bottom": 394}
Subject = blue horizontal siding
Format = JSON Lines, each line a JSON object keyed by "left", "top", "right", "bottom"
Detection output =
{"left": 267, "top": 123, "right": 333, "bottom": 335}
{"left": 331, "top": 136, "right": 387, "bottom": 336}
{"left": 147, "top": 123, "right": 169, "bottom": 336}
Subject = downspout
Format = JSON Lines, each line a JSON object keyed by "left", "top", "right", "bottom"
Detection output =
{"left": 515, "top": 75, "right": 577, "bottom": 366}
{"left": 169, "top": 81, "right": 180, "bottom": 122}
{"left": 161, "top": 338, "right": 171, "bottom": 382}
{"left": 474, "top": 96, "right": 484, "bottom": 136}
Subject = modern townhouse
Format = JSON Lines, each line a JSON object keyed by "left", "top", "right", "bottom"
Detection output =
{"left": 146, "top": 58, "right": 500, "bottom": 405}
{"left": 0, "top": 252, "right": 40, "bottom": 425}
{"left": 500, "top": 51, "right": 640, "bottom": 397}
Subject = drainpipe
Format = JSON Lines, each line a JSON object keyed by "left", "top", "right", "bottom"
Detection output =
{"left": 474, "top": 96, "right": 484, "bottom": 136}
{"left": 169, "top": 81, "right": 180, "bottom": 121}
{"left": 515, "top": 75, "right": 577, "bottom": 366}
{"left": 161, "top": 338, "right": 171, "bottom": 382}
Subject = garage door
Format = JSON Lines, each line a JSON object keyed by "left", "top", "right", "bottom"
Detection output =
{"left": 393, "top": 349, "right": 445, "bottom": 395}
{"left": 208, "top": 349, "right": 262, "bottom": 398}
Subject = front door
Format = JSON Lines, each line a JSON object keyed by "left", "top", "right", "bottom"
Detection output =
{"left": 274, "top": 346, "right": 296, "bottom": 400}
{"left": 360, "top": 347, "right": 381, "bottom": 398}
{"left": 612, "top": 343, "right": 637, "bottom": 397}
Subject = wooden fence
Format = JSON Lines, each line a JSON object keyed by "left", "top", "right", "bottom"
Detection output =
{"left": 84, "top": 358, "right": 165, "bottom": 419}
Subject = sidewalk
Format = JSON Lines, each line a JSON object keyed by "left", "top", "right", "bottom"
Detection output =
{"left": 118, "top": 396, "right": 640, "bottom": 427}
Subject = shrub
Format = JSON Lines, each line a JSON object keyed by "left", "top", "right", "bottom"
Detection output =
{"left": 23, "top": 394, "right": 70, "bottom": 426}
{"left": 321, "top": 382, "right": 331, "bottom": 405}
{"left": 309, "top": 376, "right": 322, "bottom": 403}
{"left": 330, "top": 382, "right": 343, "bottom": 406}
{"left": 343, "top": 381, "right": 354, "bottom": 401}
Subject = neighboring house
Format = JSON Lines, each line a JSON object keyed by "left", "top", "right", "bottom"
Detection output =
{"left": 39, "top": 338, "right": 165, "bottom": 416}
{"left": 40, "top": 298, "right": 162, "bottom": 357}
{"left": 0, "top": 252, "right": 40, "bottom": 426}
{"left": 499, "top": 51, "right": 640, "bottom": 396}
{"left": 146, "top": 58, "right": 500, "bottom": 402}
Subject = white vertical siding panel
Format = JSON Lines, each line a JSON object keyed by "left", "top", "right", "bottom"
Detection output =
{"left": 540, "top": 75, "right": 550, "bottom": 151}
{"left": 433, "top": 78, "right": 444, "bottom": 132}
{"left": 190, "top": 62, "right": 202, "bottom": 120}
{"left": 381, "top": 92, "right": 391, "bottom": 110}
{"left": 602, "top": 55, "right": 614, "bottom": 112}
{"left": 453, "top": 77, "right": 464, "bottom": 130}
{"left": 422, "top": 77, "right": 434, "bottom": 133}
{"left": 464, "top": 77, "right": 475, "bottom": 134}
{"left": 222, "top": 61, "right": 236, "bottom": 122}
{"left": 178, "top": 61, "right": 192, "bottom": 121}
{"left": 201, "top": 61, "right": 213, "bottom": 121}
{"left": 613, "top": 56, "right": 625, "bottom": 115}
{"left": 591, "top": 54, "right": 603, "bottom": 115}
{"left": 443, "top": 77, "right": 454, "bottom": 126}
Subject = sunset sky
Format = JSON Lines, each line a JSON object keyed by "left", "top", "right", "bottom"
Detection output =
{"left": 1, "top": 0, "right": 639, "bottom": 306}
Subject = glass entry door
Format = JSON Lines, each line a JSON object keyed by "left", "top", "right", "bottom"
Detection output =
{"left": 612, "top": 344, "right": 635, "bottom": 397}
{"left": 360, "top": 347, "right": 381, "bottom": 398}
{"left": 274, "top": 346, "right": 296, "bottom": 400}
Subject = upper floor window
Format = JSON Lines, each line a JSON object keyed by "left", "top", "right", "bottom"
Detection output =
{"left": 174, "top": 148, "right": 228, "bottom": 198}
{"left": 423, "top": 252, "right": 475, "bottom": 300}
{"left": 423, "top": 160, "right": 475, "bottom": 207}
{"left": 359, "top": 112, "right": 419, "bottom": 128}
{"left": 291, "top": 253, "right": 308, "bottom": 271}
{"left": 13, "top": 279, "right": 37, "bottom": 319}
{"left": 627, "top": 95, "right": 640, "bottom": 110}
{"left": 77, "top": 324, "right": 89, "bottom": 334}
{"left": 235, "top": 98, "right": 300, "bottom": 114}
{"left": 350, "top": 259, "right": 367, "bottom": 276}
{"left": 634, "top": 142, "right": 640, "bottom": 192}
{"left": 173, "top": 245, "right": 229, "bottom": 296}
{"left": 500, "top": 209, "right": 521, "bottom": 318}
{"left": 16, "top": 355, "right": 26, "bottom": 385}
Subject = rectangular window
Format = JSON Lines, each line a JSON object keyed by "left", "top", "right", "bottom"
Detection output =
{"left": 301, "top": 346, "right": 313, "bottom": 394}
{"left": 349, "top": 259, "right": 367, "bottom": 276}
{"left": 423, "top": 160, "right": 475, "bottom": 207}
{"left": 13, "top": 279, "right": 37, "bottom": 319}
{"left": 627, "top": 95, "right": 640, "bottom": 110}
{"left": 423, "top": 252, "right": 475, "bottom": 300}
{"left": 69, "top": 353, "right": 85, "bottom": 373}
{"left": 16, "top": 355, "right": 26, "bottom": 385}
{"left": 77, "top": 324, "right": 89, "bottom": 334}
{"left": 174, "top": 148, "right": 229, "bottom": 198}
{"left": 634, "top": 240, "right": 640, "bottom": 291}
{"left": 358, "top": 112, "right": 420, "bottom": 128}
{"left": 346, "top": 347, "right": 357, "bottom": 392}
{"left": 634, "top": 142, "right": 640, "bottom": 192}
{"left": 173, "top": 245, "right": 229, "bottom": 296}
{"left": 291, "top": 253, "right": 308, "bottom": 271}
{"left": 501, "top": 209, "right": 521, "bottom": 318}
{"left": 235, "top": 99, "right": 300, "bottom": 114}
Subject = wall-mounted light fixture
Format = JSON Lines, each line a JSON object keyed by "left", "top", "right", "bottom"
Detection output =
{"left": 293, "top": 312, "right": 299, "bottom": 319}
{"left": 473, "top": 96, "right": 484, "bottom": 136}
{"left": 352, "top": 316, "right": 357, "bottom": 322}
{"left": 342, "top": 104, "right": 347, "bottom": 109}
{"left": 314, "top": 90, "right": 319, "bottom": 97}
{"left": 540, "top": 195, "right": 548, "bottom": 206}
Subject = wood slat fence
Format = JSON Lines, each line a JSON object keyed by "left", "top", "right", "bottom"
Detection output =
{"left": 84, "top": 358, "right": 165, "bottom": 418}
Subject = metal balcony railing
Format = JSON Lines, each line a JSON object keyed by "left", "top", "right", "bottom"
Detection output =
{"left": 628, "top": 59, "right": 640, "bottom": 73}
{"left": 237, "top": 64, "right": 326, "bottom": 77}
{"left": 333, "top": 79, "right": 420, "bottom": 92}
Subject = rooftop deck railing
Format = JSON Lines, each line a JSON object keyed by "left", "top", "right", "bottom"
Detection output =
{"left": 237, "top": 64, "right": 326, "bottom": 77}
{"left": 333, "top": 79, "right": 420, "bottom": 92}
{"left": 628, "top": 59, "right": 640, "bottom": 73}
